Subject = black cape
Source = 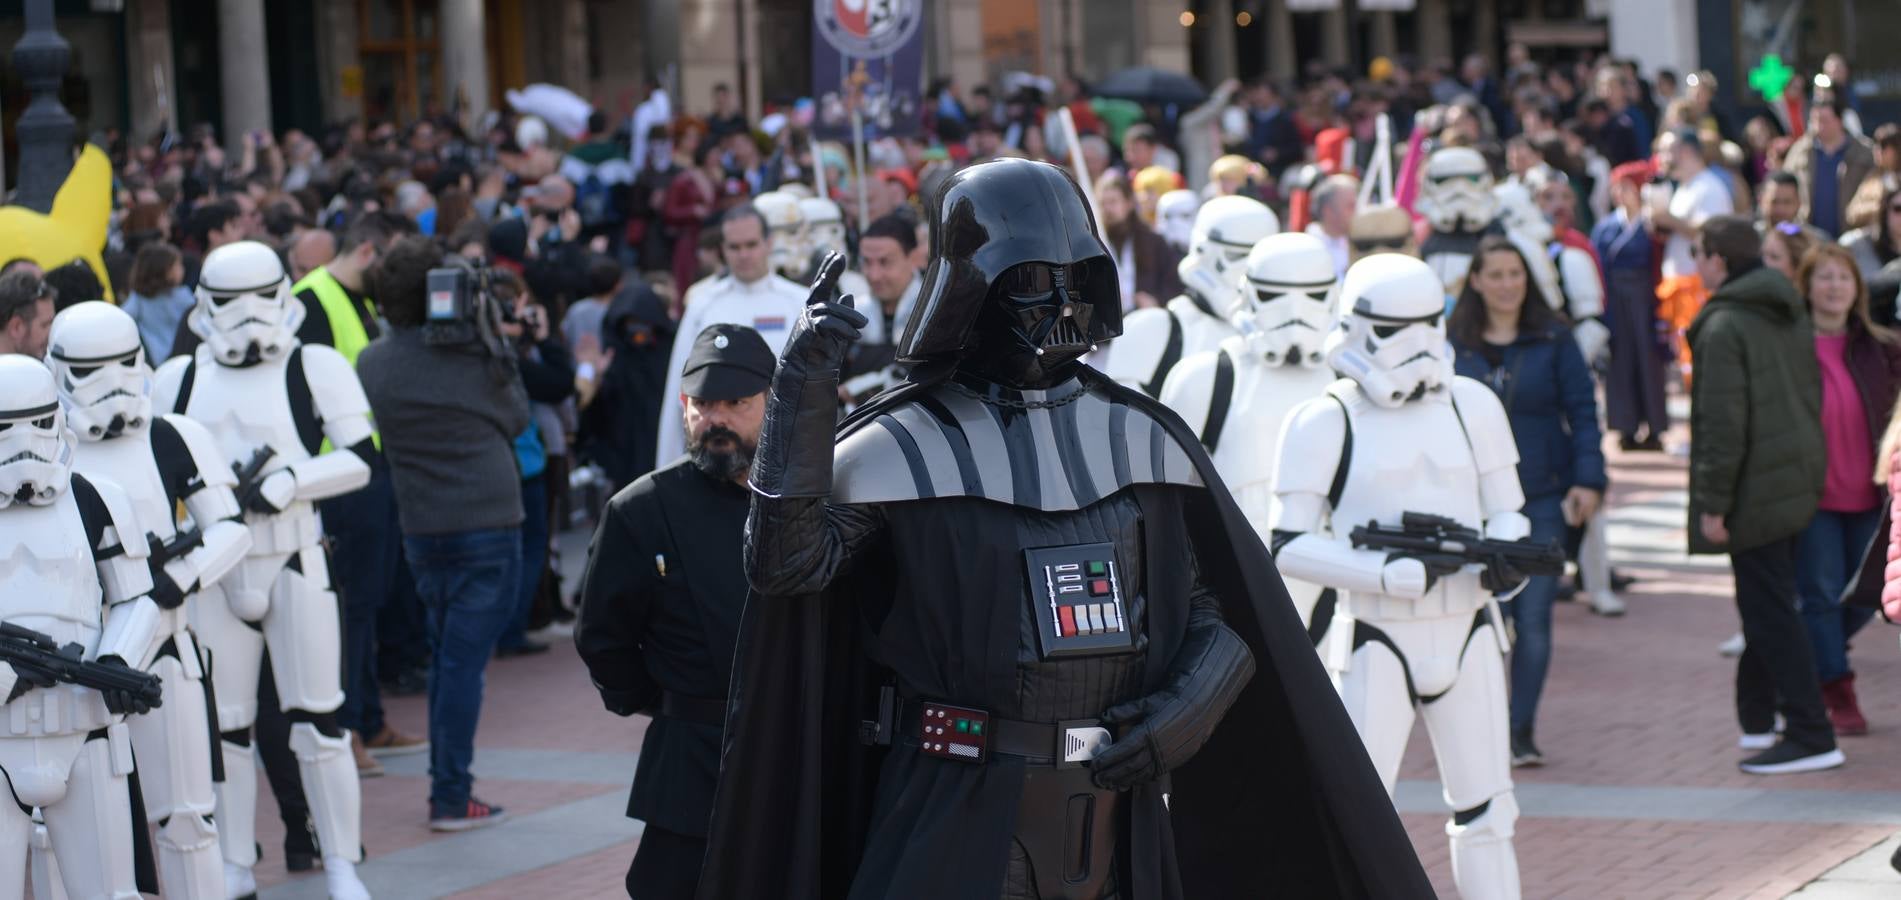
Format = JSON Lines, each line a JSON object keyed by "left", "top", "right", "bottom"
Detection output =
{"left": 699, "top": 367, "right": 1434, "bottom": 899}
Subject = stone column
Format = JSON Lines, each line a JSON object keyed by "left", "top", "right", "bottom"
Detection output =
{"left": 1266, "top": 0, "right": 1296, "bottom": 81}
{"left": 678, "top": 0, "right": 743, "bottom": 116}
{"left": 124, "top": 0, "right": 176, "bottom": 143}
{"left": 441, "top": 0, "right": 490, "bottom": 127}
{"left": 1140, "top": 0, "right": 1190, "bottom": 74}
{"left": 313, "top": 0, "right": 362, "bottom": 123}
{"left": 1201, "top": 0, "right": 1237, "bottom": 84}
{"left": 1320, "top": 5, "right": 1350, "bottom": 68}
{"left": 1416, "top": 0, "right": 1452, "bottom": 66}
{"left": 217, "top": 0, "right": 272, "bottom": 151}
{"left": 941, "top": 0, "right": 987, "bottom": 97}
{"left": 1369, "top": 10, "right": 1397, "bottom": 60}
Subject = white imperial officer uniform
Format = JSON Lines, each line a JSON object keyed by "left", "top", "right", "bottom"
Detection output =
{"left": 43, "top": 302, "right": 252, "bottom": 900}
{"left": 152, "top": 241, "right": 374, "bottom": 900}
{"left": 1104, "top": 195, "right": 1279, "bottom": 396}
{"left": 1160, "top": 233, "right": 1341, "bottom": 633}
{"left": 0, "top": 355, "right": 163, "bottom": 900}
{"left": 1271, "top": 254, "right": 1528, "bottom": 900}
{"left": 656, "top": 270, "right": 808, "bottom": 462}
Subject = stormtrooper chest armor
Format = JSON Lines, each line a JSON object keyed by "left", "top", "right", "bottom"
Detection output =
{"left": 177, "top": 352, "right": 319, "bottom": 554}
{"left": 0, "top": 493, "right": 103, "bottom": 652}
{"left": 1214, "top": 342, "right": 1339, "bottom": 530}
{"left": 1329, "top": 383, "right": 1487, "bottom": 620}
{"left": 73, "top": 432, "right": 177, "bottom": 546}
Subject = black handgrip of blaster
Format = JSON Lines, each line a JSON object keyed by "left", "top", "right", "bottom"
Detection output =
{"left": 231, "top": 445, "right": 278, "bottom": 513}
{"left": 0, "top": 622, "right": 164, "bottom": 709}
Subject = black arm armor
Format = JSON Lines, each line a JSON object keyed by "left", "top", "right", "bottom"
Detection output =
{"left": 1090, "top": 590, "right": 1255, "bottom": 789}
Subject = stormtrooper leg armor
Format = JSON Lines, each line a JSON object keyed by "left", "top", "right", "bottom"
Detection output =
{"left": 129, "top": 635, "right": 225, "bottom": 899}
{"left": 267, "top": 547, "right": 361, "bottom": 872}
{"left": 1, "top": 730, "right": 141, "bottom": 900}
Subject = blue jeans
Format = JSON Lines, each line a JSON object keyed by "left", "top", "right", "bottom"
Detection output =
{"left": 320, "top": 460, "right": 400, "bottom": 737}
{"left": 1506, "top": 493, "right": 1568, "bottom": 736}
{"left": 497, "top": 475, "right": 548, "bottom": 651}
{"left": 403, "top": 527, "right": 521, "bottom": 816}
{"left": 1795, "top": 507, "right": 1882, "bottom": 683}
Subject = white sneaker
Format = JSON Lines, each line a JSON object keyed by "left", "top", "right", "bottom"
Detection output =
{"left": 1589, "top": 591, "right": 1627, "bottom": 617}
{"left": 1718, "top": 632, "right": 1745, "bottom": 657}
{"left": 325, "top": 857, "right": 372, "bottom": 900}
{"left": 1738, "top": 732, "right": 1776, "bottom": 750}
{"left": 224, "top": 863, "right": 257, "bottom": 900}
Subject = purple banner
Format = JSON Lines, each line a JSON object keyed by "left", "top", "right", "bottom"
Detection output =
{"left": 811, "top": 0, "right": 926, "bottom": 140}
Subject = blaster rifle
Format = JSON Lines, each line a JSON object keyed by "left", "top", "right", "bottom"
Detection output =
{"left": 148, "top": 525, "right": 204, "bottom": 567}
{"left": 0, "top": 622, "right": 164, "bottom": 709}
{"left": 1348, "top": 511, "right": 1566, "bottom": 589}
{"left": 231, "top": 445, "right": 278, "bottom": 513}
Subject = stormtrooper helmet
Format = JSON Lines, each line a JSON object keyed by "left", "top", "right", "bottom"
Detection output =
{"left": 1177, "top": 196, "right": 1280, "bottom": 310}
{"left": 1234, "top": 233, "right": 1338, "bottom": 368}
{"left": 1416, "top": 147, "right": 1498, "bottom": 234}
{"left": 1155, "top": 189, "right": 1200, "bottom": 253}
{"left": 191, "top": 241, "right": 303, "bottom": 366}
{"left": 798, "top": 197, "right": 850, "bottom": 257}
{"left": 753, "top": 192, "right": 808, "bottom": 279}
{"left": 0, "top": 355, "right": 75, "bottom": 508}
{"left": 1492, "top": 181, "right": 1553, "bottom": 244}
{"left": 1325, "top": 254, "right": 1453, "bottom": 408}
{"left": 45, "top": 301, "right": 152, "bottom": 441}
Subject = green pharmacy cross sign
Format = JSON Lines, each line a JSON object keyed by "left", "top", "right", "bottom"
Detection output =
{"left": 1749, "top": 54, "right": 1794, "bottom": 105}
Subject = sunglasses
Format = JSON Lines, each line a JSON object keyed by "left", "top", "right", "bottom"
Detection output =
{"left": 1352, "top": 237, "right": 1409, "bottom": 252}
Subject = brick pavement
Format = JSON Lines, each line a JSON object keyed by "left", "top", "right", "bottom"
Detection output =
{"left": 248, "top": 438, "right": 1901, "bottom": 899}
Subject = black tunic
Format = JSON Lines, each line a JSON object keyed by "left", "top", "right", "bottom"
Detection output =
{"left": 574, "top": 457, "right": 751, "bottom": 837}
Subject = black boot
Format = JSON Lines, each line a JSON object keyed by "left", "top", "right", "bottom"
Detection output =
{"left": 285, "top": 813, "right": 321, "bottom": 872}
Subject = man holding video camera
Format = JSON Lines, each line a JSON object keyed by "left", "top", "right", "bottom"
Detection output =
{"left": 355, "top": 236, "right": 532, "bottom": 831}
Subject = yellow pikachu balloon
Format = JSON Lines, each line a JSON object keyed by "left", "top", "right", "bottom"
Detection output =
{"left": 0, "top": 144, "right": 113, "bottom": 300}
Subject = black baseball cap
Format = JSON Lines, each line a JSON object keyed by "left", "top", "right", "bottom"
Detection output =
{"left": 680, "top": 323, "right": 775, "bottom": 401}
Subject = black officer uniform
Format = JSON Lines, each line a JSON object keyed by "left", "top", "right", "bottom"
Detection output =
{"left": 574, "top": 323, "right": 775, "bottom": 900}
{"left": 702, "top": 160, "right": 1434, "bottom": 900}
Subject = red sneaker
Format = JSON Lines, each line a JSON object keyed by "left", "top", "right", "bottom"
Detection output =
{"left": 1823, "top": 673, "right": 1869, "bottom": 737}
{"left": 429, "top": 797, "right": 509, "bottom": 832}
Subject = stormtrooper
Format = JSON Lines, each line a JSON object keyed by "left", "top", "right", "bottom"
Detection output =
{"left": 1154, "top": 188, "right": 1200, "bottom": 254}
{"left": 1492, "top": 181, "right": 1608, "bottom": 362}
{"left": 39, "top": 301, "right": 252, "bottom": 899}
{"left": 0, "top": 354, "right": 163, "bottom": 900}
{"left": 1160, "top": 233, "right": 1342, "bottom": 642}
{"left": 795, "top": 196, "right": 875, "bottom": 337}
{"left": 1104, "top": 195, "right": 1279, "bottom": 396}
{"left": 1416, "top": 147, "right": 1505, "bottom": 296}
{"left": 1272, "top": 253, "right": 1527, "bottom": 900}
{"left": 153, "top": 241, "right": 374, "bottom": 900}
{"left": 753, "top": 191, "right": 810, "bottom": 280}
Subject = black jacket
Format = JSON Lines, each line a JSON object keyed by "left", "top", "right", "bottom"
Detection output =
{"left": 578, "top": 280, "right": 675, "bottom": 488}
{"left": 574, "top": 457, "right": 752, "bottom": 835}
{"left": 698, "top": 368, "right": 1434, "bottom": 899}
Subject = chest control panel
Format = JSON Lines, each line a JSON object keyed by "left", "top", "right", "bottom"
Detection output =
{"left": 1024, "top": 542, "right": 1136, "bottom": 659}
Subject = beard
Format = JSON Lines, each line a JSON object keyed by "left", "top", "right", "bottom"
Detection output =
{"left": 1104, "top": 218, "right": 1133, "bottom": 250}
{"left": 688, "top": 423, "right": 756, "bottom": 481}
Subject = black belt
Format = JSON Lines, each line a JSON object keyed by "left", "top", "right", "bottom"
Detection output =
{"left": 659, "top": 692, "right": 726, "bottom": 727}
{"left": 897, "top": 698, "right": 1108, "bottom": 768}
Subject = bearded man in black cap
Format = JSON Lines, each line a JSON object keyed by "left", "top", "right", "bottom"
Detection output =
{"left": 575, "top": 323, "right": 776, "bottom": 900}
{"left": 700, "top": 159, "right": 1433, "bottom": 900}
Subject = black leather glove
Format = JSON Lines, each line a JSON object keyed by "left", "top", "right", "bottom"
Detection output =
{"left": 747, "top": 253, "right": 867, "bottom": 500}
{"left": 94, "top": 656, "right": 159, "bottom": 716}
{"left": 1480, "top": 554, "right": 1527, "bottom": 594}
{"left": 1088, "top": 599, "right": 1255, "bottom": 791}
{"left": 148, "top": 560, "right": 189, "bottom": 610}
{"left": 6, "top": 661, "right": 58, "bottom": 702}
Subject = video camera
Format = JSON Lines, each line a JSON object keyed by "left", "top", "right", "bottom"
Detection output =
{"left": 423, "top": 257, "right": 516, "bottom": 357}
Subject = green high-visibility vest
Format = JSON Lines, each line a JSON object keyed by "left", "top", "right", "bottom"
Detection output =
{"left": 293, "top": 266, "right": 381, "bottom": 451}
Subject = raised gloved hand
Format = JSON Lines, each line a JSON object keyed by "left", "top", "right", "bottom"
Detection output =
{"left": 783, "top": 253, "right": 868, "bottom": 376}
{"left": 748, "top": 253, "right": 869, "bottom": 501}
{"left": 5, "top": 660, "right": 58, "bottom": 702}
{"left": 1089, "top": 609, "right": 1254, "bottom": 791}
{"left": 93, "top": 656, "right": 159, "bottom": 716}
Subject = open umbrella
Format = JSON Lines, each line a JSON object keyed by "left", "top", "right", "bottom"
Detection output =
{"left": 1092, "top": 67, "right": 1207, "bottom": 107}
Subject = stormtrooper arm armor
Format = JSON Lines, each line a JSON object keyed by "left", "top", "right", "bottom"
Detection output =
{"left": 88, "top": 478, "right": 164, "bottom": 670}
{"left": 1556, "top": 248, "right": 1610, "bottom": 364}
{"left": 1453, "top": 378, "right": 1530, "bottom": 542}
{"left": 285, "top": 344, "right": 374, "bottom": 503}
{"left": 163, "top": 415, "right": 253, "bottom": 593}
{"left": 1268, "top": 397, "right": 1424, "bottom": 598}
{"left": 1101, "top": 307, "right": 1177, "bottom": 395}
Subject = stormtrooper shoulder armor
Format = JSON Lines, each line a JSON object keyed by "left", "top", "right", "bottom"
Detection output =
{"left": 150, "top": 355, "right": 195, "bottom": 416}
{"left": 1157, "top": 347, "right": 1226, "bottom": 447}
{"left": 1103, "top": 307, "right": 1180, "bottom": 395}
{"left": 1555, "top": 247, "right": 1605, "bottom": 319}
{"left": 1272, "top": 391, "right": 1350, "bottom": 509}
{"left": 72, "top": 472, "right": 154, "bottom": 604}
{"left": 1448, "top": 376, "right": 1518, "bottom": 478}
{"left": 298, "top": 344, "right": 375, "bottom": 451}
{"left": 157, "top": 414, "right": 239, "bottom": 493}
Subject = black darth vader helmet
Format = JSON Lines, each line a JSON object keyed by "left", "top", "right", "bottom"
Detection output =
{"left": 896, "top": 159, "right": 1123, "bottom": 368}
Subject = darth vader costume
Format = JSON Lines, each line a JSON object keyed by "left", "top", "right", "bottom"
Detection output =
{"left": 699, "top": 159, "right": 1431, "bottom": 899}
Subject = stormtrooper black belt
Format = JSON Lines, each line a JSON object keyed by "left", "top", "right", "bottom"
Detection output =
{"left": 898, "top": 698, "right": 1112, "bottom": 769}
